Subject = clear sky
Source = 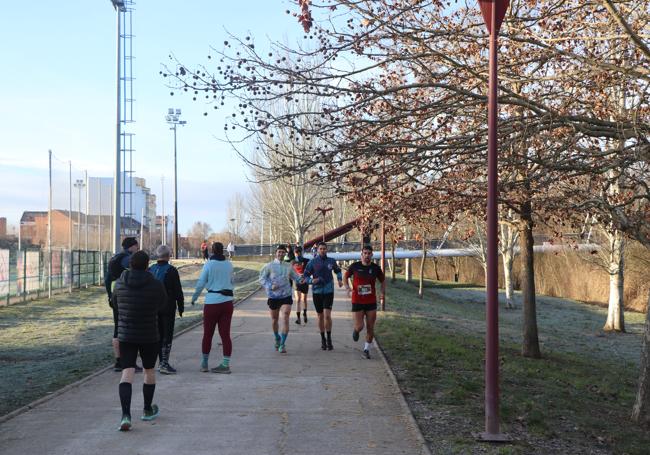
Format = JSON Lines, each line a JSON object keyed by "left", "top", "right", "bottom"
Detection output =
{"left": 0, "top": 0, "right": 302, "bottom": 233}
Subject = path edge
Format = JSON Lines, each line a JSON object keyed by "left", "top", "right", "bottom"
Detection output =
{"left": 374, "top": 335, "right": 433, "bottom": 455}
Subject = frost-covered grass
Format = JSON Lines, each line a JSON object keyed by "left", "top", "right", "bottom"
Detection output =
{"left": 378, "top": 278, "right": 649, "bottom": 454}
{"left": 0, "top": 261, "right": 261, "bottom": 417}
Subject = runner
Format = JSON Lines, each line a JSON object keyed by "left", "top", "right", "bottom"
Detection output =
{"left": 259, "top": 244, "right": 304, "bottom": 354}
{"left": 111, "top": 251, "right": 166, "bottom": 431}
{"left": 105, "top": 237, "right": 139, "bottom": 372}
{"left": 191, "top": 242, "right": 235, "bottom": 374}
{"left": 148, "top": 244, "right": 185, "bottom": 374}
{"left": 200, "top": 240, "right": 209, "bottom": 262}
{"left": 292, "top": 246, "right": 310, "bottom": 325}
{"left": 303, "top": 242, "right": 343, "bottom": 351}
{"left": 344, "top": 244, "right": 385, "bottom": 359}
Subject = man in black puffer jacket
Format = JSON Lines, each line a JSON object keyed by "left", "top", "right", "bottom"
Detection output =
{"left": 111, "top": 250, "right": 166, "bottom": 432}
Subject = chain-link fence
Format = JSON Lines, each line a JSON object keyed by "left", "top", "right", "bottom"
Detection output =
{"left": 0, "top": 247, "right": 112, "bottom": 305}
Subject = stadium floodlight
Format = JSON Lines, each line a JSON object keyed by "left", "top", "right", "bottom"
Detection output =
{"left": 166, "top": 108, "right": 188, "bottom": 259}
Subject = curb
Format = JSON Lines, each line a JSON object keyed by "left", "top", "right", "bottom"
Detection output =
{"left": 0, "top": 284, "right": 261, "bottom": 425}
{"left": 374, "top": 335, "right": 433, "bottom": 455}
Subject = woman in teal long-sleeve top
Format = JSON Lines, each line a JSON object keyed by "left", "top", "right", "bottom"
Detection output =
{"left": 191, "top": 242, "right": 234, "bottom": 373}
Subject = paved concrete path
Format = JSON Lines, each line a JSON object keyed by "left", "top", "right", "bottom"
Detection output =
{"left": 0, "top": 287, "right": 429, "bottom": 455}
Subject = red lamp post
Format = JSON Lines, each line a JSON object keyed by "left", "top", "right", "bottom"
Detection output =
{"left": 477, "top": 0, "right": 510, "bottom": 442}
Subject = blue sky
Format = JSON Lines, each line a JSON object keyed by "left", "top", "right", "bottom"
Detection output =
{"left": 0, "top": 0, "right": 302, "bottom": 233}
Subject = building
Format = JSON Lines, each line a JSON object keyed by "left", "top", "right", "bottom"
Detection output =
{"left": 19, "top": 210, "right": 146, "bottom": 250}
{"left": 0, "top": 217, "right": 6, "bottom": 237}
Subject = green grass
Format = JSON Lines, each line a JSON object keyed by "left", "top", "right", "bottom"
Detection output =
{"left": 378, "top": 279, "right": 649, "bottom": 454}
{"left": 0, "top": 261, "right": 262, "bottom": 417}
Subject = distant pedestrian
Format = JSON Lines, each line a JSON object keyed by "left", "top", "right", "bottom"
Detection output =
{"left": 292, "top": 246, "right": 310, "bottom": 325}
{"left": 200, "top": 240, "right": 209, "bottom": 261}
{"left": 303, "top": 242, "right": 343, "bottom": 351}
{"left": 259, "top": 244, "right": 304, "bottom": 353}
{"left": 192, "top": 242, "right": 234, "bottom": 374}
{"left": 148, "top": 245, "right": 185, "bottom": 374}
{"left": 111, "top": 251, "right": 166, "bottom": 431}
{"left": 226, "top": 241, "right": 235, "bottom": 259}
{"left": 344, "top": 244, "right": 385, "bottom": 359}
{"left": 105, "top": 237, "right": 140, "bottom": 372}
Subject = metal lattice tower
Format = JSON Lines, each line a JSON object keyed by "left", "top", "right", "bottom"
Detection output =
{"left": 119, "top": 1, "right": 136, "bottom": 227}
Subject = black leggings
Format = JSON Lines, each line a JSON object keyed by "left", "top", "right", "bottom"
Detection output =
{"left": 158, "top": 312, "right": 176, "bottom": 359}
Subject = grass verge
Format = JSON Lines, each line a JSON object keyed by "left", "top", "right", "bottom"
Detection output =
{"left": 0, "top": 261, "right": 261, "bottom": 417}
{"left": 377, "top": 279, "right": 649, "bottom": 454}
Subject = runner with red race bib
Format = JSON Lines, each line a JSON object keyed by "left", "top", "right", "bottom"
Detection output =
{"left": 343, "top": 244, "right": 385, "bottom": 359}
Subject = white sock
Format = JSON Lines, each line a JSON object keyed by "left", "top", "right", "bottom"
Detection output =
{"left": 364, "top": 342, "right": 371, "bottom": 351}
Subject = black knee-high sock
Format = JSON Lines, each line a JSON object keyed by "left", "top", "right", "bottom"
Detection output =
{"left": 143, "top": 383, "right": 156, "bottom": 411}
{"left": 320, "top": 332, "right": 326, "bottom": 342}
{"left": 296, "top": 311, "right": 301, "bottom": 319}
{"left": 326, "top": 331, "right": 332, "bottom": 342}
{"left": 119, "top": 382, "right": 132, "bottom": 418}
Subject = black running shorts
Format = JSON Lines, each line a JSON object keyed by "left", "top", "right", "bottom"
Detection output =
{"left": 267, "top": 296, "right": 292, "bottom": 311}
{"left": 312, "top": 293, "right": 334, "bottom": 313}
{"left": 351, "top": 303, "right": 377, "bottom": 312}
{"left": 295, "top": 282, "right": 309, "bottom": 294}
{"left": 119, "top": 341, "right": 158, "bottom": 369}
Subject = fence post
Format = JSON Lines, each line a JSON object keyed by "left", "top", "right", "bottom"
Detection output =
{"left": 22, "top": 250, "right": 27, "bottom": 302}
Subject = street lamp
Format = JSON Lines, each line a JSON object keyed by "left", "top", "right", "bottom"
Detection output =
{"left": 314, "top": 206, "right": 333, "bottom": 242}
{"left": 477, "top": 0, "right": 510, "bottom": 442}
{"left": 229, "top": 218, "right": 236, "bottom": 243}
{"left": 166, "top": 108, "right": 187, "bottom": 259}
{"left": 73, "top": 179, "right": 85, "bottom": 250}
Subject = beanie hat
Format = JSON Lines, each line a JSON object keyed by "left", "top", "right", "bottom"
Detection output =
{"left": 122, "top": 237, "right": 138, "bottom": 249}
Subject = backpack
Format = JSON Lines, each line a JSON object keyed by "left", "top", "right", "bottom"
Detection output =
{"left": 107, "top": 252, "right": 129, "bottom": 282}
{"left": 149, "top": 262, "right": 172, "bottom": 284}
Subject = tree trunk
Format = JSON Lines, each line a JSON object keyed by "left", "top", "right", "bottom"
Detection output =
{"left": 432, "top": 257, "right": 440, "bottom": 281}
{"left": 418, "top": 240, "right": 426, "bottom": 299}
{"left": 519, "top": 204, "right": 541, "bottom": 358}
{"left": 390, "top": 238, "right": 396, "bottom": 282}
{"left": 405, "top": 257, "right": 412, "bottom": 283}
{"left": 604, "top": 231, "right": 625, "bottom": 332}
{"left": 502, "top": 249, "right": 515, "bottom": 309}
{"left": 632, "top": 292, "right": 650, "bottom": 424}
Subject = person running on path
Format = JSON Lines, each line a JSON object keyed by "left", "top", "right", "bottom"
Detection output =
{"left": 200, "top": 240, "right": 209, "bottom": 261}
{"left": 105, "top": 237, "right": 140, "bottom": 372}
{"left": 303, "top": 242, "right": 343, "bottom": 351}
{"left": 148, "top": 245, "right": 185, "bottom": 374}
{"left": 191, "top": 242, "right": 234, "bottom": 374}
{"left": 344, "top": 244, "right": 385, "bottom": 359}
{"left": 226, "top": 241, "right": 235, "bottom": 259}
{"left": 259, "top": 244, "right": 304, "bottom": 353}
{"left": 292, "top": 246, "right": 310, "bottom": 325}
{"left": 111, "top": 250, "right": 166, "bottom": 431}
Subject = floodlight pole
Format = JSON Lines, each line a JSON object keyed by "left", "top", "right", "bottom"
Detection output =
{"left": 166, "top": 108, "right": 186, "bottom": 259}
{"left": 110, "top": 0, "right": 125, "bottom": 254}
{"left": 478, "top": 0, "right": 510, "bottom": 441}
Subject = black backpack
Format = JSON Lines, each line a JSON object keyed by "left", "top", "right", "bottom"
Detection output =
{"left": 107, "top": 252, "right": 129, "bottom": 282}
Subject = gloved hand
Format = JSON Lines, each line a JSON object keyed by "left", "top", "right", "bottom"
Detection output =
{"left": 107, "top": 295, "right": 113, "bottom": 309}
{"left": 178, "top": 302, "right": 184, "bottom": 317}
{"left": 191, "top": 299, "right": 197, "bottom": 306}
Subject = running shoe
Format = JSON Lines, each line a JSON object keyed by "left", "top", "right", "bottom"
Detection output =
{"left": 159, "top": 363, "right": 177, "bottom": 375}
{"left": 141, "top": 404, "right": 160, "bottom": 421}
{"left": 303, "top": 313, "right": 308, "bottom": 323}
{"left": 295, "top": 318, "right": 301, "bottom": 325}
{"left": 211, "top": 364, "right": 231, "bottom": 374}
{"left": 363, "top": 349, "right": 371, "bottom": 359}
{"left": 113, "top": 360, "right": 122, "bottom": 372}
{"left": 352, "top": 330, "right": 359, "bottom": 342}
{"left": 278, "top": 344, "right": 287, "bottom": 354}
{"left": 321, "top": 340, "right": 327, "bottom": 351}
{"left": 275, "top": 338, "right": 281, "bottom": 349}
{"left": 119, "top": 415, "right": 132, "bottom": 431}
{"left": 327, "top": 340, "right": 334, "bottom": 351}
{"left": 200, "top": 359, "right": 209, "bottom": 372}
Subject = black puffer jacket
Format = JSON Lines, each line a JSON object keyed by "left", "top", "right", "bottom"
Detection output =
{"left": 112, "top": 269, "right": 167, "bottom": 343}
